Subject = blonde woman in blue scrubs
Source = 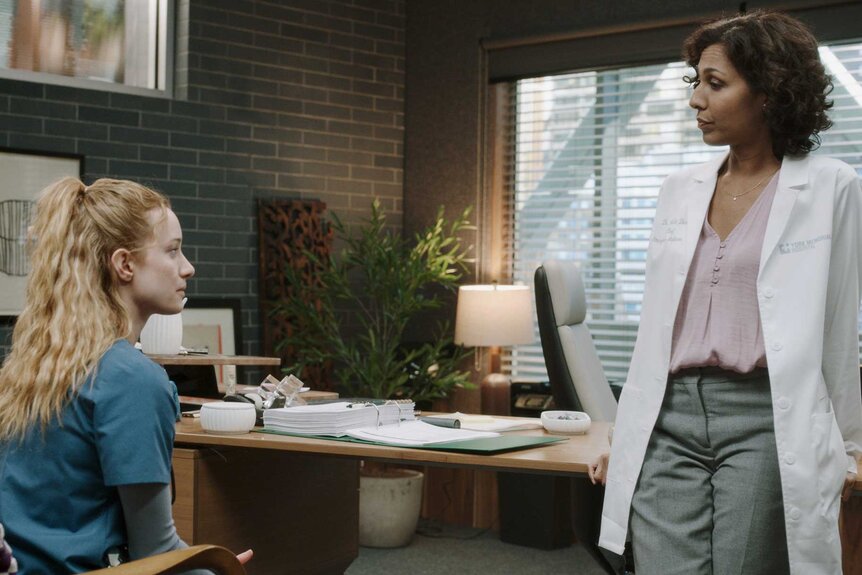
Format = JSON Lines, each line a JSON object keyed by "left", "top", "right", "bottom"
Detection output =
{"left": 0, "top": 178, "right": 252, "bottom": 573}
{"left": 593, "top": 11, "right": 862, "bottom": 575}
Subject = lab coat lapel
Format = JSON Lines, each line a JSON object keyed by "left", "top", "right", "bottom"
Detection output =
{"left": 760, "top": 155, "right": 806, "bottom": 273}
{"left": 682, "top": 155, "right": 723, "bottom": 261}
{"left": 684, "top": 154, "right": 725, "bottom": 251}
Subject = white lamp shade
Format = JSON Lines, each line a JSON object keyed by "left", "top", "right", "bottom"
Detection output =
{"left": 454, "top": 285, "right": 534, "bottom": 347}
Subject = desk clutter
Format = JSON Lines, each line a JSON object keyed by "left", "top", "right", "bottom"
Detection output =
{"left": 263, "top": 400, "right": 415, "bottom": 436}
{"left": 209, "top": 373, "right": 310, "bottom": 425}
{"left": 237, "top": 373, "right": 308, "bottom": 409}
{"left": 261, "top": 400, "right": 509, "bottom": 447}
{"left": 206, "top": 373, "right": 568, "bottom": 452}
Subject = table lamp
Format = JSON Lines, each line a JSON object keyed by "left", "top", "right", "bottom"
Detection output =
{"left": 454, "top": 284, "right": 534, "bottom": 415}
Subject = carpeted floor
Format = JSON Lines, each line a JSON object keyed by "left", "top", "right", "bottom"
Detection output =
{"left": 346, "top": 521, "right": 610, "bottom": 575}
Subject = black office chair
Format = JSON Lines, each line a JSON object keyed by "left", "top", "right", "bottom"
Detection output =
{"left": 534, "top": 260, "right": 628, "bottom": 575}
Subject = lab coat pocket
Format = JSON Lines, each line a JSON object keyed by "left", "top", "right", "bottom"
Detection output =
{"left": 811, "top": 411, "right": 846, "bottom": 516}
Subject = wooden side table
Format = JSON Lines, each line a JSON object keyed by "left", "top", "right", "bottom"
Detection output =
{"left": 147, "top": 354, "right": 282, "bottom": 367}
{"left": 147, "top": 354, "right": 281, "bottom": 396}
{"left": 150, "top": 353, "right": 340, "bottom": 403}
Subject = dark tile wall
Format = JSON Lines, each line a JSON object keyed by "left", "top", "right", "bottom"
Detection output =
{"left": 0, "top": 0, "right": 405, "bottom": 375}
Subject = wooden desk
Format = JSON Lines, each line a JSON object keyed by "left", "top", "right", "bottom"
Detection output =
{"left": 172, "top": 420, "right": 608, "bottom": 574}
{"left": 172, "top": 419, "right": 862, "bottom": 575}
{"left": 176, "top": 419, "right": 609, "bottom": 476}
{"left": 171, "top": 445, "right": 357, "bottom": 575}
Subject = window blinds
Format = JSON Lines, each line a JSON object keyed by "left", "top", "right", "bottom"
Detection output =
{"left": 505, "top": 41, "right": 862, "bottom": 384}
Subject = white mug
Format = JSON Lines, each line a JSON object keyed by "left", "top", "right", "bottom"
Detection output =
{"left": 140, "top": 312, "right": 183, "bottom": 355}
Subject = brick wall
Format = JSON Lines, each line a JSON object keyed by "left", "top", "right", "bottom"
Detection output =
{"left": 0, "top": 0, "right": 405, "bottom": 376}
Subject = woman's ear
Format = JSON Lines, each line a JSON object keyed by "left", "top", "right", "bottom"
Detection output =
{"left": 110, "top": 248, "right": 135, "bottom": 283}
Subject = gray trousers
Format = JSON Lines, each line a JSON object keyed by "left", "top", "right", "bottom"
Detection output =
{"left": 630, "top": 368, "right": 790, "bottom": 575}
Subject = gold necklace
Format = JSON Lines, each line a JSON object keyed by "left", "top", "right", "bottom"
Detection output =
{"left": 723, "top": 169, "right": 778, "bottom": 201}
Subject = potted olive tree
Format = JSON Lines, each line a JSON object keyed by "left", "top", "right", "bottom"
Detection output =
{"left": 275, "top": 199, "right": 474, "bottom": 547}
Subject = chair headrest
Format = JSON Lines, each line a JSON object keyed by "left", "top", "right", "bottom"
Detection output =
{"left": 541, "top": 260, "right": 587, "bottom": 327}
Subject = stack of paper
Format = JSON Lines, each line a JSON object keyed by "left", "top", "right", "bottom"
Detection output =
{"left": 346, "top": 420, "right": 499, "bottom": 447}
{"left": 263, "top": 401, "right": 413, "bottom": 436}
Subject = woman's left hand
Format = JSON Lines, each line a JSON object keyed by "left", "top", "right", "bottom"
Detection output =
{"left": 842, "top": 471, "right": 858, "bottom": 502}
{"left": 589, "top": 452, "right": 610, "bottom": 486}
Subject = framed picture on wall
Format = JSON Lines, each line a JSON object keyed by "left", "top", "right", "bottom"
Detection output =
{"left": 182, "top": 297, "right": 243, "bottom": 385}
{"left": 0, "top": 148, "right": 84, "bottom": 321}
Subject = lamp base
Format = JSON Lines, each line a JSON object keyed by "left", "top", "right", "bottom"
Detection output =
{"left": 480, "top": 372, "right": 511, "bottom": 416}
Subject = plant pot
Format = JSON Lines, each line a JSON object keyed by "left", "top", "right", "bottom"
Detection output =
{"left": 358, "top": 468, "right": 424, "bottom": 548}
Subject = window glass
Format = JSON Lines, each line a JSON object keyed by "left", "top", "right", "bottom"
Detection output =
{"left": 0, "top": 0, "right": 170, "bottom": 92}
{"left": 508, "top": 41, "right": 862, "bottom": 383}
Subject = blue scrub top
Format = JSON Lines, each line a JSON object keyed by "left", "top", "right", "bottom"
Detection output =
{"left": 0, "top": 340, "right": 179, "bottom": 574}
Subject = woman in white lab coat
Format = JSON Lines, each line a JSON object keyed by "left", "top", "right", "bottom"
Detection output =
{"left": 591, "top": 10, "right": 862, "bottom": 575}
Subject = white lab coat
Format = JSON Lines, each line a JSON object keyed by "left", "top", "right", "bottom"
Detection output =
{"left": 599, "top": 152, "right": 862, "bottom": 574}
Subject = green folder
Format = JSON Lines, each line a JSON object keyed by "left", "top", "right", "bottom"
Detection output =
{"left": 410, "top": 434, "right": 567, "bottom": 454}
{"left": 255, "top": 428, "right": 567, "bottom": 455}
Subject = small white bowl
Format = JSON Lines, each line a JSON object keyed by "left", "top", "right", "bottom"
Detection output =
{"left": 540, "top": 410, "right": 591, "bottom": 434}
{"left": 200, "top": 401, "right": 256, "bottom": 434}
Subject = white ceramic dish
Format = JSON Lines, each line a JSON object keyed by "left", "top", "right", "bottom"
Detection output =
{"left": 200, "top": 401, "right": 256, "bottom": 434}
{"left": 540, "top": 410, "right": 591, "bottom": 434}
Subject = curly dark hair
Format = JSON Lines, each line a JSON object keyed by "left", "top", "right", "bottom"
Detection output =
{"left": 682, "top": 10, "right": 833, "bottom": 157}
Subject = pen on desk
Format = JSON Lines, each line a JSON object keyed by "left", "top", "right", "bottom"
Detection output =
{"left": 420, "top": 416, "right": 460, "bottom": 429}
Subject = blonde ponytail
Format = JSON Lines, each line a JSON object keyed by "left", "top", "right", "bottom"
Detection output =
{"left": 0, "top": 177, "right": 170, "bottom": 440}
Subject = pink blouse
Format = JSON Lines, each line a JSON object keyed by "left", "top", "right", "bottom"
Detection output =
{"left": 669, "top": 173, "right": 779, "bottom": 374}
